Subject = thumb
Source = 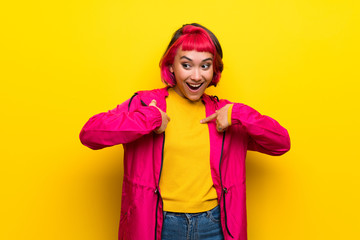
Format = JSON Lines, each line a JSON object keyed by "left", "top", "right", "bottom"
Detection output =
{"left": 200, "top": 112, "right": 217, "bottom": 124}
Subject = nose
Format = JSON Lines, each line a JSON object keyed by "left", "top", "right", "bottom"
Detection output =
{"left": 190, "top": 68, "right": 202, "bottom": 81}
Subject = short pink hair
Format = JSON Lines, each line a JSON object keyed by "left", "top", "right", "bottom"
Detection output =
{"left": 159, "top": 24, "right": 223, "bottom": 87}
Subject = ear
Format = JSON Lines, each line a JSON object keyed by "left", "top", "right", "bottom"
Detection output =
{"left": 169, "top": 65, "right": 174, "bottom": 73}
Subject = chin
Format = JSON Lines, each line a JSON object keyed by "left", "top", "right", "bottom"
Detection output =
{"left": 185, "top": 94, "right": 202, "bottom": 102}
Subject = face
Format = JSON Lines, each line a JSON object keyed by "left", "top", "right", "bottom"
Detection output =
{"left": 170, "top": 49, "right": 214, "bottom": 102}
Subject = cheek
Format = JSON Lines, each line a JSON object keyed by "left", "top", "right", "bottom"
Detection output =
{"left": 175, "top": 69, "right": 187, "bottom": 82}
{"left": 206, "top": 70, "right": 214, "bottom": 81}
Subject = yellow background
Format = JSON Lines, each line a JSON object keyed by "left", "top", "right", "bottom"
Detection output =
{"left": 1, "top": 0, "right": 359, "bottom": 239}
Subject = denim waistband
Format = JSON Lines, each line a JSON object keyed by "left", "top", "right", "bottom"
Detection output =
{"left": 163, "top": 205, "right": 220, "bottom": 219}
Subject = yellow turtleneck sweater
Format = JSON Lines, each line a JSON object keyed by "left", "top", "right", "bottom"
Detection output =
{"left": 159, "top": 88, "right": 218, "bottom": 213}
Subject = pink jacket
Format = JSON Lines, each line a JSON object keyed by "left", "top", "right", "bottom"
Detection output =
{"left": 79, "top": 87, "right": 290, "bottom": 240}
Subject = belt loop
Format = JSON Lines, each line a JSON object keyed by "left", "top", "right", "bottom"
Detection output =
{"left": 206, "top": 209, "right": 211, "bottom": 218}
{"left": 185, "top": 213, "right": 192, "bottom": 223}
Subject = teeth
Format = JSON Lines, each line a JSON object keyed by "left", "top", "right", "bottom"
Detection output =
{"left": 189, "top": 83, "right": 201, "bottom": 87}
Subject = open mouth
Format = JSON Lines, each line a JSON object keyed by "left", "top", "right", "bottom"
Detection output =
{"left": 186, "top": 82, "right": 203, "bottom": 91}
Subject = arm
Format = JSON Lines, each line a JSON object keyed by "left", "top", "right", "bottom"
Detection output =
{"left": 201, "top": 102, "right": 290, "bottom": 156}
{"left": 79, "top": 95, "right": 163, "bottom": 150}
{"left": 231, "top": 103, "right": 290, "bottom": 156}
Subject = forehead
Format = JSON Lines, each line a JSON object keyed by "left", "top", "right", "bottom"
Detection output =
{"left": 175, "top": 49, "right": 213, "bottom": 61}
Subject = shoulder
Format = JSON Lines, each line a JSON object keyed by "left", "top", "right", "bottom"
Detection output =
{"left": 135, "top": 87, "right": 168, "bottom": 99}
{"left": 128, "top": 87, "right": 168, "bottom": 111}
{"left": 202, "top": 93, "right": 233, "bottom": 108}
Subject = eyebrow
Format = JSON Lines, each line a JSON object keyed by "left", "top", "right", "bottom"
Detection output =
{"left": 180, "top": 56, "right": 213, "bottom": 62}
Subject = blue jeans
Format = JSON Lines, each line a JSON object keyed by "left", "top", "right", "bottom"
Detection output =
{"left": 161, "top": 205, "right": 224, "bottom": 240}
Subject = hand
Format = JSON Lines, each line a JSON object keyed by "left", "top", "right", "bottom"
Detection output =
{"left": 149, "top": 99, "right": 170, "bottom": 134}
{"left": 200, "top": 104, "right": 231, "bottom": 132}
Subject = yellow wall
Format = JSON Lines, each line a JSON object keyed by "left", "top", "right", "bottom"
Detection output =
{"left": 1, "top": 0, "right": 359, "bottom": 239}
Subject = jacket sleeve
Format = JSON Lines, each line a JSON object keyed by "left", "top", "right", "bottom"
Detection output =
{"left": 79, "top": 95, "right": 162, "bottom": 150}
{"left": 231, "top": 103, "right": 290, "bottom": 156}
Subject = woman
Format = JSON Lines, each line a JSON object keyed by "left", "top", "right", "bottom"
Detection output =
{"left": 80, "top": 23, "right": 290, "bottom": 240}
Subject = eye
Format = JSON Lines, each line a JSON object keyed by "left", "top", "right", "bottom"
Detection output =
{"left": 201, "top": 63, "right": 211, "bottom": 70}
{"left": 181, "top": 63, "right": 191, "bottom": 69}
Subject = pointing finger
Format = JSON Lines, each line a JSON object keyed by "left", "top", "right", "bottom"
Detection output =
{"left": 149, "top": 99, "right": 157, "bottom": 107}
{"left": 200, "top": 112, "right": 217, "bottom": 124}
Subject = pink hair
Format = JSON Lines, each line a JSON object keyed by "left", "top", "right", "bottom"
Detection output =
{"left": 159, "top": 25, "right": 223, "bottom": 87}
